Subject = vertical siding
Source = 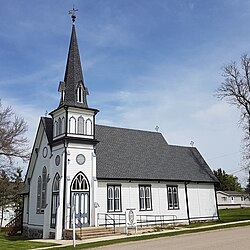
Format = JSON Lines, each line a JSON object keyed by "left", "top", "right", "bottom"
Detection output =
{"left": 96, "top": 180, "right": 189, "bottom": 223}
{"left": 23, "top": 195, "right": 28, "bottom": 224}
{"left": 187, "top": 183, "right": 217, "bottom": 220}
{"left": 64, "top": 143, "right": 95, "bottom": 228}
{"left": 28, "top": 133, "right": 50, "bottom": 227}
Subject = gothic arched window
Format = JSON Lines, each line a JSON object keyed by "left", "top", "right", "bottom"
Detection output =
{"left": 69, "top": 116, "right": 76, "bottom": 134}
{"left": 41, "top": 166, "right": 47, "bottom": 210}
{"left": 77, "top": 86, "right": 83, "bottom": 103}
{"left": 85, "top": 119, "right": 92, "bottom": 135}
{"left": 36, "top": 176, "right": 42, "bottom": 213}
{"left": 55, "top": 121, "right": 58, "bottom": 137}
{"left": 77, "top": 116, "right": 84, "bottom": 134}
{"left": 61, "top": 117, "right": 65, "bottom": 134}
{"left": 58, "top": 117, "right": 62, "bottom": 135}
{"left": 51, "top": 173, "right": 60, "bottom": 228}
{"left": 71, "top": 172, "right": 89, "bottom": 191}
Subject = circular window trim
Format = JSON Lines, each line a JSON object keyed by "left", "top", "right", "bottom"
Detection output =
{"left": 55, "top": 155, "right": 60, "bottom": 166}
{"left": 43, "top": 147, "right": 48, "bottom": 158}
{"left": 76, "top": 154, "right": 86, "bottom": 165}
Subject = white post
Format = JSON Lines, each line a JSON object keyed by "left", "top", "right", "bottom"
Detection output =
{"left": 72, "top": 202, "right": 76, "bottom": 247}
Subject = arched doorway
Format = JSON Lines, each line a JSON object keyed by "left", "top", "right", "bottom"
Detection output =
{"left": 70, "top": 172, "right": 90, "bottom": 227}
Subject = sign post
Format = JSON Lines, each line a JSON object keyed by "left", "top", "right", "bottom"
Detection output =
{"left": 125, "top": 208, "right": 137, "bottom": 234}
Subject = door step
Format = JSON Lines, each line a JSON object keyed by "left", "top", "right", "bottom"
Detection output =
{"left": 63, "top": 226, "right": 122, "bottom": 240}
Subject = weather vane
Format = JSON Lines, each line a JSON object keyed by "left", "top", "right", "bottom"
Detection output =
{"left": 69, "top": 6, "right": 78, "bottom": 23}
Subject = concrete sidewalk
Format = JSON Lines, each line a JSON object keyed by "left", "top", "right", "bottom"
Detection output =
{"left": 31, "top": 220, "right": 250, "bottom": 249}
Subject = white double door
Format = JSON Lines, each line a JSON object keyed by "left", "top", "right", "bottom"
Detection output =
{"left": 71, "top": 191, "right": 89, "bottom": 227}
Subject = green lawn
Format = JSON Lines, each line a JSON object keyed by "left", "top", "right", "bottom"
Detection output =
{"left": 1, "top": 208, "right": 250, "bottom": 249}
{"left": 219, "top": 207, "right": 250, "bottom": 222}
{"left": 0, "top": 230, "right": 57, "bottom": 250}
{"left": 185, "top": 207, "right": 250, "bottom": 228}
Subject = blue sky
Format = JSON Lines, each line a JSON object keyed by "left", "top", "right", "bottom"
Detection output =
{"left": 0, "top": 0, "right": 249, "bottom": 184}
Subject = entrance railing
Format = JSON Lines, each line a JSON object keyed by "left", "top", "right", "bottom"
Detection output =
{"left": 97, "top": 213, "right": 126, "bottom": 233}
{"left": 5, "top": 211, "right": 23, "bottom": 236}
{"left": 137, "top": 214, "right": 177, "bottom": 227}
{"left": 97, "top": 213, "right": 177, "bottom": 233}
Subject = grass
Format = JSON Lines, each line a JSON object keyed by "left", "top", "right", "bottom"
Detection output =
{"left": 186, "top": 207, "right": 250, "bottom": 228}
{"left": 0, "top": 230, "right": 58, "bottom": 250}
{"left": 59, "top": 207, "right": 250, "bottom": 250}
{"left": 1, "top": 208, "right": 250, "bottom": 249}
{"left": 219, "top": 207, "right": 250, "bottom": 222}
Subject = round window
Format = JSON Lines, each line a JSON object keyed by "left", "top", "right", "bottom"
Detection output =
{"left": 55, "top": 155, "right": 60, "bottom": 166}
{"left": 43, "top": 147, "right": 48, "bottom": 158}
{"left": 76, "top": 154, "right": 86, "bottom": 165}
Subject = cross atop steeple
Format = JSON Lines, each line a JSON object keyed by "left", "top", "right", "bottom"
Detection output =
{"left": 69, "top": 6, "right": 78, "bottom": 23}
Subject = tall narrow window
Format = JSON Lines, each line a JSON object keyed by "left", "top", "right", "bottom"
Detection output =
{"left": 51, "top": 173, "right": 60, "bottom": 228}
{"left": 107, "top": 185, "right": 121, "bottom": 212}
{"left": 41, "top": 166, "right": 47, "bottom": 211}
{"left": 107, "top": 187, "right": 114, "bottom": 212}
{"left": 114, "top": 187, "right": 121, "bottom": 211}
{"left": 77, "top": 116, "right": 84, "bottom": 134}
{"left": 62, "top": 90, "right": 65, "bottom": 102}
{"left": 37, "top": 176, "right": 42, "bottom": 213}
{"left": 61, "top": 117, "right": 65, "bottom": 134}
{"left": 58, "top": 117, "right": 62, "bottom": 135}
{"left": 85, "top": 119, "right": 92, "bottom": 135}
{"left": 139, "top": 185, "right": 152, "bottom": 211}
{"left": 55, "top": 121, "right": 58, "bottom": 137}
{"left": 77, "top": 87, "right": 83, "bottom": 103}
{"left": 69, "top": 117, "right": 76, "bottom": 134}
{"left": 167, "top": 186, "right": 179, "bottom": 210}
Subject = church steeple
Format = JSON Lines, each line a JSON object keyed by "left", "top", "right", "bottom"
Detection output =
{"left": 58, "top": 22, "right": 88, "bottom": 108}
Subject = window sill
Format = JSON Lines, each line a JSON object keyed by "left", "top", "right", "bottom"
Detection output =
{"left": 107, "top": 210, "right": 122, "bottom": 213}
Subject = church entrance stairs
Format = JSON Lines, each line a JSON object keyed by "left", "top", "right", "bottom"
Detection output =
{"left": 63, "top": 226, "right": 122, "bottom": 240}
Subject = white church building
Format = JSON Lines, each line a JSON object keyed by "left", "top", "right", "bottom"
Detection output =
{"left": 22, "top": 16, "right": 219, "bottom": 239}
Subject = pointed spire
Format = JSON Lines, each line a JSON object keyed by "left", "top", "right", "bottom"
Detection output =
{"left": 58, "top": 23, "right": 88, "bottom": 108}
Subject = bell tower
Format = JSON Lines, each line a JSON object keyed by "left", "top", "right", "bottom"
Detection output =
{"left": 48, "top": 9, "right": 99, "bottom": 238}
{"left": 50, "top": 10, "right": 99, "bottom": 142}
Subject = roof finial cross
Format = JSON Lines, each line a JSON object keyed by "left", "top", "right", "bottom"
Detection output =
{"left": 69, "top": 6, "right": 78, "bottom": 23}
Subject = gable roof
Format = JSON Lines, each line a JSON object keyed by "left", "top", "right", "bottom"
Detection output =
{"left": 35, "top": 119, "right": 218, "bottom": 183}
{"left": 217, "top": 191, "right": 245, "bottom": 197}
{"left": 41, "top": 117, "right": 53, "bottom": 144}
{"left": 95, "top": 125, "right": 218, "bottom": 183}
{"left": 23, "top": 117, "right": 51, "bottom": 192}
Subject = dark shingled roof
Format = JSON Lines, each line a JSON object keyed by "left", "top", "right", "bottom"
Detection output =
{"left": 41, "top": 117, "right": 53, "bottom": 144}
{"left": 95, "top": 125, "right": 218, "bottom": 183}
{"left": 42, "top": 119, "right": 217, "bottom": 183}
{"left": 58, "top": 24, "right": 88, "bottom": 108}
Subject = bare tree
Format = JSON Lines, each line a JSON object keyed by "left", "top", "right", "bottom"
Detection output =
{"left": 0, "top": 100, "right": 30, "bottom": 169}
{"left": 216, "top": 54, "right": 250, "bottom": 167}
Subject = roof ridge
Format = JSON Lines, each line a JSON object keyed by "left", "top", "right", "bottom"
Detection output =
{"left": 96, "top": 124, "right": 161, "bottom": 134}
{"left": 166, "top": 144, "right": 196, "bottom": 149}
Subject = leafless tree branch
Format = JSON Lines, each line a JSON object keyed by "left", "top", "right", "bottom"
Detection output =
{"left": 215, "top": 54, "right": 250, "bottom": 169}
{"left": 0, "top": 100, "right": 30, "bottom": 168}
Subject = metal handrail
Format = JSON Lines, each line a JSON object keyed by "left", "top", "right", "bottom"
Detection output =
{"left": 97, "top": 213, "right": 126, "bottom": 233}
{"left": 97, "top": 213, "right": 177, "bottom": 231}
{"left": 137, "top": 214, "right": 177, "bottom": 227}
{"left": 5, "top": 211, "right": 23, "bottom": 236}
